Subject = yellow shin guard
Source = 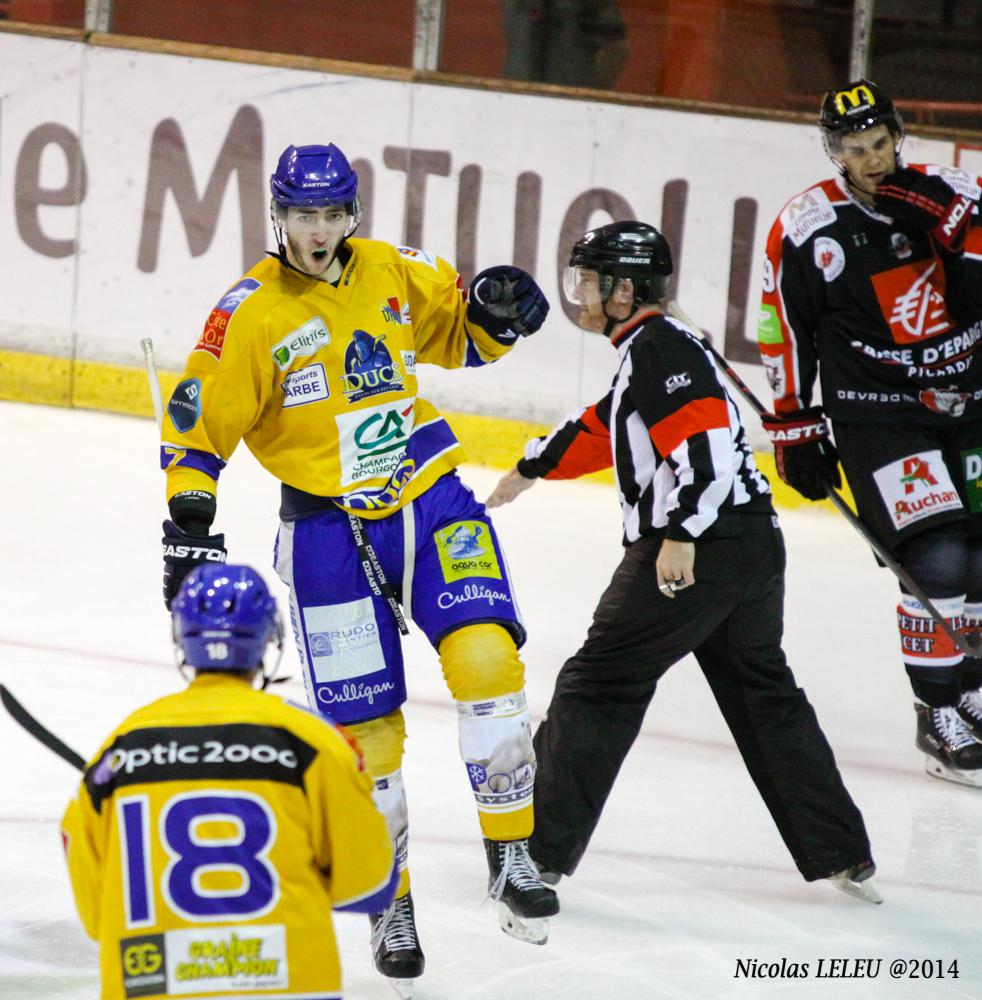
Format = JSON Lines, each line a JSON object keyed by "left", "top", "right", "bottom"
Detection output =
{"left": 439, "top": 624, "right": 535, "bottom": 840}
{"left": 347, "top": 710, "right": 411, "bottom": 898}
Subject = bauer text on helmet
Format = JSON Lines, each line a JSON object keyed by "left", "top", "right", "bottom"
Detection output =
{"left": 563, "top": 221, "right": 672, "bottom": 334}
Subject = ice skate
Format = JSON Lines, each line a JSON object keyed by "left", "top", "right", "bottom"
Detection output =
{"left": 485, "top": 838, "right": 559, "bottom": 945}
{"left": 956, "top": 689, "right": 982, "bottom": 740}
{"left": 370, "top": 891, "right": 424, "bottom": 998}
{"left": 915, "top": 702, "right": 982, "bottom": 787}
{"left": 827, "top": 859, "right": 883, "bottom": 904}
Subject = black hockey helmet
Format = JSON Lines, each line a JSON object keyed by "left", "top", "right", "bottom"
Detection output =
{"left": 564, "top": 221, "right": 673, "bottom": 310}
{"left": 819, "top": 79, "right": 904, "bottom": 158}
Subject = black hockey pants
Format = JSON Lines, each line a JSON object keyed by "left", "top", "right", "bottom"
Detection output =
{"left": 529, "top": 512, "right": 872, "bottom": 881}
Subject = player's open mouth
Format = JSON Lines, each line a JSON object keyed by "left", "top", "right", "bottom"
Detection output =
{"left": 312, "top": 249, "right": 328, "bottom": 261}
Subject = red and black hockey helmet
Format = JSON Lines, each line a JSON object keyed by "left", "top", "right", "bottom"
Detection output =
{"left": 819, "top": 79, "right": 904, "bottom": 157}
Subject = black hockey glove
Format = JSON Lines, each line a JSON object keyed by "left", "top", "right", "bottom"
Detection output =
{"left": 162, "top": 520, "right": 227, "bottom": 610}
{"left": 468, "top": 265, "right": 549, "bottom": 342}
{"left": 873, "top": 168, "right": 974, "bottom": 252}
{"left": 760, "top": 406, "right": 841, "bottom": 502}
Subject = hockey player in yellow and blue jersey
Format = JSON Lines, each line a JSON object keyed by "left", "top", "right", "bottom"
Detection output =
{"left": 62, "top": 564, "right": 397, "bottom": 1000}
{"left": 159, "top": 143, "right": 558, "bottom": 992}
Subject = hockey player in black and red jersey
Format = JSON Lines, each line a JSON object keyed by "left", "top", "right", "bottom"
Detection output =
{"left": 757, "top": 79, "right": 982, "bottom": 786}
{"left": 488, "top": 221, "right": 879, "bottom": 903}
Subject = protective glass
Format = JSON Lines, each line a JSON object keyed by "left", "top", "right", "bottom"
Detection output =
{"left": 562, "top": 265, "right": 614, "bottom": 306}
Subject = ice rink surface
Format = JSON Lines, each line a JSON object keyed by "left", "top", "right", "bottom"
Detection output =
{"left": 2, "top": 400, "right": 982, "bottom": 1000}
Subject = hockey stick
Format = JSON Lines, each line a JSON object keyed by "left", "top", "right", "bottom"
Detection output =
{"left": 0, "top": 684, "right": 85, "bottom": 771}
{"left": 141, "top": 337, "right": 165, "bottom": 427}
{"left": 665, "top": 300, "right": 982, "bottom": 658}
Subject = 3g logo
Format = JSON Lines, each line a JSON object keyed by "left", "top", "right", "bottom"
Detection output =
{"left": 123, "top": 941, "right": 162, "bottom": 975}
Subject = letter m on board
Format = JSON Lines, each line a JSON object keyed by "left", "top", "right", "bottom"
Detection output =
{"left": 138, "top": 105, "right": 264, "bottom": 273}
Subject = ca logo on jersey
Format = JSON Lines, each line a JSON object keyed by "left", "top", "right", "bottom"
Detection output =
{"left": 340, "top": 330, "right": 405, "bottom": 402}
{"left": 336, "top": 399, "right": 415, "bottom": 485}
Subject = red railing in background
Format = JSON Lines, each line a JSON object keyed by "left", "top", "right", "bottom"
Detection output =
{"left": 0, "top": 0, "right": 978, "bottom": 132}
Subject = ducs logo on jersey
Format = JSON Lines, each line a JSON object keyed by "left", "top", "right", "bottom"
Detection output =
{"left": 194, "top": 278, "right": 261, "bottom": 361}
{"left": 871, "top": 260, "right": 954, "bottom": 344}
{"left": 340, "top": 330, "right": 405, "bottom": 402}
{"left": 381, "top": 297, "right": 411, "bottom": 325}
{"left": 271, "top": 316, "right": 331, "bottom": 371}
{"left": 833, "top": 84, "right": 875, "bottom": 116}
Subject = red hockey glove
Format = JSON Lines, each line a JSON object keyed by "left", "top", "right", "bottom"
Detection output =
{"left": 761, "top": 406, "right": 841, "bottom": 502}
{"left": 874, "top": 168, "right": 974, "bottom": 252}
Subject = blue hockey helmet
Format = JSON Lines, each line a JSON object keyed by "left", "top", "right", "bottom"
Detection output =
{"left": 269, "top": 143, "right": 362, "bottom": 260}
{"left": 172, "top": 564, "right": 283, "bottom": 673}
{"left": 270, "top": 143, "right": 359, "bottom": 207}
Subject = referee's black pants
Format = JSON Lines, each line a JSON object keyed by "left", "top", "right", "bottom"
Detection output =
{"left": 529, "top": 511, "right": 872, "bottom": 881}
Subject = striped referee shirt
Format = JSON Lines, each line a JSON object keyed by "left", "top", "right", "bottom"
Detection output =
{"left": 517, "top": 309, "right": 772, "bottom": 543}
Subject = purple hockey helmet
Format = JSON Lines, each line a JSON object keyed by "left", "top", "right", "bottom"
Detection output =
{"left": 172, "top": 564, "right": 282, "bottom": 672}
{"left": 269, "top": 143, "right": 359, "bottom": 207}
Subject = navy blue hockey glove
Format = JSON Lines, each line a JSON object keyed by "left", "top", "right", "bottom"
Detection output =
{"left": 162, "top": 519, "right": 227, "bottom": 610}
{"left": 761, "top": 406, "right": 841, "bottom": 502}
{"left": 468, "top": 266, "right": 549, "bottom": 342}
{"left": 874, "top": 168, "right": 974, "bottom": 252}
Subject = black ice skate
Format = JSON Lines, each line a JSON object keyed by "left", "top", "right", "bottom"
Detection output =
{"left": 369, "top": 891, "right": 424, "bottom": 1000}
{"left": 915, "top": 702, "right": 982, "bottom": 788}
{"left": 826, "top": 859, "right": 883, "bottom": 904}
{"left": 956, "top": 688, "right": 982, "bottom": 740}
{"left": 485, "top": 838, "right": 560, "bottom": 945}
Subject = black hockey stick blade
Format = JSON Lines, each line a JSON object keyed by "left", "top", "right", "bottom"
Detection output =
{"left": 0, "top": 684, "right": 86, "bottom": 771}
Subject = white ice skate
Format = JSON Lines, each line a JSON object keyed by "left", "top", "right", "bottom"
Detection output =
{"left": 827, "top": 860, "right": 883, "bottom": 904}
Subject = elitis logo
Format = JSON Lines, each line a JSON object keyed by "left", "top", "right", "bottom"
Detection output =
{"left": 381, "top": 297, "right": 411, "bottom": 325}
{"left": 341, "top": 330, "right": 405, "bottom": 402}
{"left": 901, "top": 456, "right": 938, "bottom": 494}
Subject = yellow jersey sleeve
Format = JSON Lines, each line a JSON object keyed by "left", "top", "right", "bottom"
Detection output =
{"left": 161, "top": 270, "right": 276, "bottom": 501}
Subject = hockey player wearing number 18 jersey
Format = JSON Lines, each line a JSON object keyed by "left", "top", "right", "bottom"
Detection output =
{"left": 488, "top": 222, "right": 877, "bottom": 901}
{"left": 61, "top": 565, "right": 397, "bottom": 1000}
{"left": 757, "top": 80, "right": 982, "bottom": 786}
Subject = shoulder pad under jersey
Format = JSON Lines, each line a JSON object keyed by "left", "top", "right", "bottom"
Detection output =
{"left": 779, "top": 184, "right": 837, "bottom": 248}
{"left": 922, "top": 164, "right": 982, "bottom": 203}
